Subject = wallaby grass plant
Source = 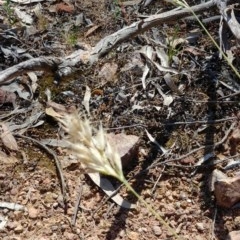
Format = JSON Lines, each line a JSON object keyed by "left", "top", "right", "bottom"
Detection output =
{"left": 62, "top": 28, "right": 78, "bottom": 47}
{"left": 58, "top": 113, "right": 182, "bottom": 239}
{"left": 112, "top": 0, "right": 124, "bottom": 20}
{"left": 166, "top": 25, "right": 183, "bottom": 65}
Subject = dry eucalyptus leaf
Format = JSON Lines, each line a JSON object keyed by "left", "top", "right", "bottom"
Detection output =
{"left": 223, "top": 6, "right": 240, "bottom": 41}
{"left": 84, "top": 25, "right": 100, "bottom": 38}
{"left": 45, "top": 107, "right": 63, "bottom": 119}
{"left": 82, "top": 86, "right": 91, "bottom": 115}
{"left": 155, "top": 46, "right": 169, "bottom": 67}
{"left": 1, "top": 82, "right": 29, "bottom": 100}
{"left": 145, "top": 129, "right": 167, "bottom": 154}
{"left": 88, "top": 172, "right": 136, "bottom": 209}
{"left": 14, "top": 8, "right": 33, "bottom": 25}
{"left": 153, "top": 82, "right": 174, "bottom": 106}
{"left": 0, "top": 123, "right": 18, "bottom": 151}
{"left": 0, "top": 201, "right": 25, "bottom": 211}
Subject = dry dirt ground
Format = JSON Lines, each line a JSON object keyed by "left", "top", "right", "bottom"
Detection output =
{"left": 0, "top": 0, "right": 240, "bottom": 239}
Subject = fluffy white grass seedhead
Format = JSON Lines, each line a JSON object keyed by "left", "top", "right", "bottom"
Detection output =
{"left": 59, "top": 114, "right": 125, "bottom": 181}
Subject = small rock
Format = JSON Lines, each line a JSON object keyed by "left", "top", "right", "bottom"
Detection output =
{"left": 0, "top": 173, "right": 6, "bottom": 179}
{"left": 106, "top": 133, "right": 139, "bottom": 167}
{"left": 52, "top": 193, "right": 58, "bottom": 199}
{"left": 61, "top": 224, "right": 68, "bottom": 230}
{"left": 138, "top": 227, "right": 148, "bottom": 233}
{"left": 228, "top": 230, "right": 240, "bottom": 240}
{"left": 180, "top": 202, "right": 188, "bottom": 209}
{"left": 195, "top": 236, "right": 205, "bottom": 240}
{"left": 119, "top": 229, "right": 125, "bottom": 237}
{"left": 28, "top": 207, "right": 39, "bottom": 219}
{"left": 7, "top": 221, "right": 17, "bottom": 230}
{"left": 152, "top": 225, "right": 162, "bottom": 236}
{"left": 51, "top": 225, "right": 58, "bottom": 231}
{"left": 63, "top": 232, "right": 76, "bottom": 240}
{"left": 127, "top": 231, "right": 139, "bottom": 240}
{"left": 196, "top": 222, "right": 204, "bottom": 232}
{"left": 14, "top": 224, "right": 23, "bottom": 234}
{"left": 14, "top": 211, "right": 23, "bottom": 221}
{"left": 67, "top": 207, "right": 74, "bottom": 216}
{"left": 52, "top": 202, "right": 58, "bottom": 208}
{"left": 214, "top": 173, "right": 240, "bottom": 208}
{"left": 2, "top": 209, "right": 9, "bottom": 214}
{"left": 179, "top": 191, "right": 188, "bottom": 200}
{"left": 10, "top": 188, "right": 18, "bottom": 195}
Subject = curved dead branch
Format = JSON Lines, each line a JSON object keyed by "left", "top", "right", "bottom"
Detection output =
{"left": 89, "top": 0, "right": 217, "bottom": 62}
{"left": 0, "top": 49, "right": 88, "bottom": 84}
{"left": 0, "top": 57, "right": 61, "bottom": 85}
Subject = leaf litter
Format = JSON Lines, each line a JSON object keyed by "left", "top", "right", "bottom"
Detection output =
{"left": 0, "top": 0, "right": 240, "bottom": 239}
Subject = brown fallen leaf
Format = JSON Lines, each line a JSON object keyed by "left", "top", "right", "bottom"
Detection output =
{"left": 55, "top": 3, "right": 74, "bottom": 14}
{"left": 45, "top": 107, "right": 63, "bottom": 119}
{"left": 0, "top": 123, "right": 18, "bottom": 151}
{"left": 84, "top": 25, "right": 100, "bottom": 38}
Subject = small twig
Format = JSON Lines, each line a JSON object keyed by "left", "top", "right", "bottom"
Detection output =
{"left": 163, "top": 117, "right": 236, "bottom": 126}
{"left": 71, "top": 184, "right": 83, "bottom": 226}
{"left": 151, "top": 121, "right": 236, "bottom": 167}
{"left": 14, "top": 134, "right": 68, "bottom": 207}
{"left": 92, "top": 183, "right": 123, "bottom": 216}
{"left": 104, "top": 203, "right": 115, "bottom": 219}
{"left": 210, "top": 207, "right": 217, "bottom": 240}
{"left": 218, "top": 91, "right": 240, "bottom": 100}
{"left": 151, "top": 166, "right": 165, "bottom": 194}
{"left": 184, "top": 15, "right": 221, "bottom": 23}
{"left": 185, "top": 100, "right": 239, "bottom": 103}
{"left": 107, "top": 117, "right": 236, "bottom": 130}
{"left": 106, "top": 123, "right": 146, "bottom": 130}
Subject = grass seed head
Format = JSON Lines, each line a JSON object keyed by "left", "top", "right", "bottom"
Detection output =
{"left": 59, "top": 113, "right": 124, "bottom": 181}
